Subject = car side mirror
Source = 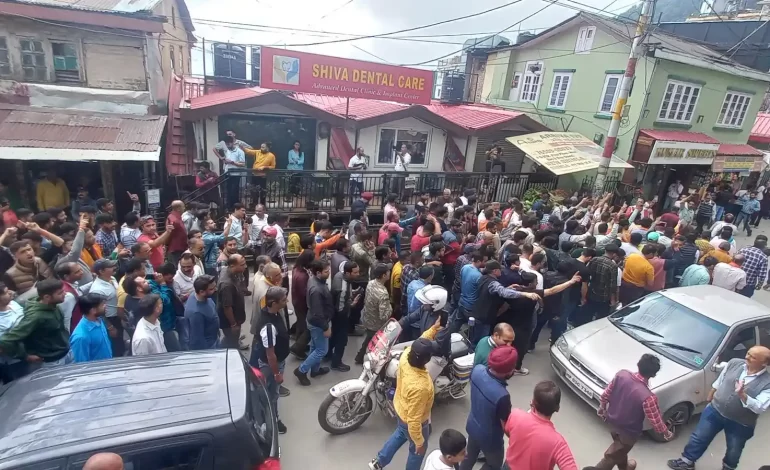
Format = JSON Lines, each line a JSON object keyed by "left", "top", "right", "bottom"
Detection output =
{"left": 711, "top": 361, "right": 726, "bottom": 373}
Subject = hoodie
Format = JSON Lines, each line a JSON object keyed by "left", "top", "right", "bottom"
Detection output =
{"left": 0, "top": 297, "right": 69, "bottom": 362}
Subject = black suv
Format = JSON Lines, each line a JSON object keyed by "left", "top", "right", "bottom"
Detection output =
{"left": 0, "top": 350, "right": 280, "bottom": 469}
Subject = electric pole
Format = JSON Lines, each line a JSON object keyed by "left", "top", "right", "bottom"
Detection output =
{"left": 593, "top": 0, "right": 655, "bottom": 199}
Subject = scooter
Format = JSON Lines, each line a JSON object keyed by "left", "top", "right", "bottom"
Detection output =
{"left": 317, "top": 318, "right": 475, "bottom": 435}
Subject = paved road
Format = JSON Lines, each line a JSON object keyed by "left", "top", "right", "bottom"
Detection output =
{"left": 266, "top": 227, "right": 770, "bottom": 470}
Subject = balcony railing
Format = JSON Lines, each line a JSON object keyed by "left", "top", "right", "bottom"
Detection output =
{"left": 185, "top": 169, "right": 559, "bottom": 214}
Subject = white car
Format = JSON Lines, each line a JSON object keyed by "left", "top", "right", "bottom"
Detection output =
{"left": 550, "top": 285, "right": 770, "bottom": 441}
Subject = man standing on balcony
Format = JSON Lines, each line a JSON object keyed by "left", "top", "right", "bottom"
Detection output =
{"left": 243, "top": 143, "right": 277, "bottom": 206}
{"left": 214, "top": 135, "right": 246, "bottom": 209}
{"left": 349, "top": 147, "right": 368, "bottom": 204}
{"left": 392, "top": 144, "right": 411, "bottom": 194}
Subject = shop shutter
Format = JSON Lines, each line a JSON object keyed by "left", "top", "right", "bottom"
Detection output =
{"left": 473, "top": 131, "right": 528, "bottom": 173}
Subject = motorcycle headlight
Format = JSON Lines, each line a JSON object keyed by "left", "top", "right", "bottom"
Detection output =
{"left": 363, "top": 360, "right": 372, "bottom": 371}
{"left": 555, "top": 336, "right": 570, "bottom": 356}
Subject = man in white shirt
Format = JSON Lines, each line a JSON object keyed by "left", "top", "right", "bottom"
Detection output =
{"left": 216, "top": 135, "right": 247, "bottom": 209}
{"left": 227, "top": 203, "right": 249, "bottom": 250}
{"left": 55, "top": 261, "right": 88, "bottom": 333}
{"left": 390, "top": 144, "right": 411, "bottom": 194}
{"left": 348, "top": 147, "right": 367, "bottom": 202}
{"left": 131, "top": 293, "right": 167, "bottom": 356}
{"left": 88, "top": 259, "right": 122, "bottom": 356}
{"left": 249, "top": 204, "right": 269, "bottom": 249}
{"left": 711, "top": 214, "right": 738, "bottom": 239}
{"left": 712, "top": 255, "right": 748, "bottom": 292}
{"left": 524, "top": 252, "right": 546, "bottom": 290}
{"left": 665, "top": 179, "right": 683, "bottom": 211}
{"left": 173, "top": 253, "right": 202, "bottom": 302}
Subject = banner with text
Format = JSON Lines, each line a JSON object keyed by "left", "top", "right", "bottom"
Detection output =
{"left": 507, "top": 132, "right": 633, "bottom": 175}
{"left": 648, "top": 140, "right": 718, "bottom": 166}
{"left": 259, "top": 47, "right": 434, "bottom": 105}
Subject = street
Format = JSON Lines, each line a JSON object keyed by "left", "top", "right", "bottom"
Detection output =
{"left": 270, "top": 227, "right": 770, "bottom": 470}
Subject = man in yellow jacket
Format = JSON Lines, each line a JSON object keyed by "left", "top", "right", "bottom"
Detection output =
{"left": 242, "top": 143, "right": 276, "bottom": 206}
{"left": 369, "top": 318, "right": 441, "bottom": 470}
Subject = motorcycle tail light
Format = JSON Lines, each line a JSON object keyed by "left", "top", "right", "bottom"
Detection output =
{"left": 253, "top": 458, "right": 280, "bottom": 470}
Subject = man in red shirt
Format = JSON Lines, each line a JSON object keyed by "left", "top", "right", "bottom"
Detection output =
{"left": 166, "top": 200, "right": 188, "bottom": 266}
{"left": 659, "top": 206, "right": 680, "bottom": 229}
{"left": 137, "top": 216, "right": 174, "bottom": 270}
{"left": 504, "top": 380, "right": 577, "bottom": 470}
{"left": 595, "top": 354, "right": 672, "bottom": 470}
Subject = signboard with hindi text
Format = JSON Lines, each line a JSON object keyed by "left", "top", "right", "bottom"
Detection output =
{"left": 712, "top": 155, "right": 764, "bottom": 173}
{"left": 259, "top": 47, "right": 434, "bottom": 105}
{"left": 648, "top": 140, "right": 718, "bottom": 166}
{"left": 506, "top": 132, "right": 632, "bottom": 175}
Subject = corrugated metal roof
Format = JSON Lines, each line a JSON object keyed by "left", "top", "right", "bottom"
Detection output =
{"left": 0, "top": 105, "right": 166, "bottom": 152}
{"left": 187, "top": 87, "right": 268, "bottom": 110}
{"left": 750, "top": 113, "right": 770, "bottom": 142}
{"left": 14, "top": 0, "right": 168, "bottom": 15}
{"left": 640, "top": 129, "right": 720, "bottom": 144}
{"left": 717, "top": 143, "right": 764, "bottom": 156}
{"left": 425, "top": 102, "right": 524, "bottom": 131}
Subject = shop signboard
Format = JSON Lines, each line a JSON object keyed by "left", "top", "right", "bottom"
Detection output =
{"left": 507, "top": 132, "right": 632, "bottom": 175}
{"left": 259, "top": 47, "right": 434, "bottom": 105}
{"left": 711, "top": 155, "right": 764, "bottom": 172}
{"left": 647, "top": 140, "right": 718, "bottom": 166}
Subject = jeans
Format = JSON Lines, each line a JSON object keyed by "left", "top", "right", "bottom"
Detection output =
{"left": 681, "top": 404, "right": 754, "bottom": 470}
{"left": 460, "top": 434, "right": 505, "bottom": 470}
{"left": 349, "top": 180, "right": 363, "bottom": 203}
{"left": 715, "top": 205, "right": 725, "bottom": 223}
{"left": 738, "top": 283, "right": 756, "bottom": 298}
{"left": 106, "top": 316, "right": 125, "bottom": 357}
{"left": 0, "top": 360, "right": 28, "bottom": 384}
{"left": 226, "top": 175, "right": 241, "bottom": 210}
{"left": 736, "top": 212, "right": 755, "bottom": 234}
{"left": 327, "top": 315, "right": 349, "bottom": 367}
{"left": 529, "top": 312, "right": 550, "bottom": 349}
{"left": 375, "top": 418, "right": 431, "bottom": 470}
{"left": 37, "top": 349, "right": 74, "bottom": 369}
{"left": 576, "top": 299, "right": 611, "bottom": 326}
{"left": 256, "top": 359, "right": 285, "bottom": 420}
{"left": 298, "top": 323, "right": 329, "bottom": 374}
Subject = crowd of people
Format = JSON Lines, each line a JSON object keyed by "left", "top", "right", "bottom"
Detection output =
{"left": 1, "top": 174, "right": 770, "bottom": 470}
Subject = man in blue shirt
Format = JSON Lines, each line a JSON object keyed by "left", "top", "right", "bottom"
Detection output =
{"left": 185, "top": 275, "right": 219, "bottom": 350}
{"left": 70, "top": 293, "right": 112, "bottom": 363}
{"left": 736, "top": 191, "right": 761, "bottom": 236}
{"left": 407, "top": 266, "right": 434, "bottom": 314}
{"left": 451, "top": 252, "right": 486, "bottom": 334}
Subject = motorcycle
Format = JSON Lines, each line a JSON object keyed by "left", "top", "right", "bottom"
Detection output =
{"left": 318, "top": 318, "right": 475, "bottom": 435}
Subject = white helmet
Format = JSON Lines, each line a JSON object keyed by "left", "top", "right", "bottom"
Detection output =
{"left": 415, "top": 285, "right": 448, "bottom": 312}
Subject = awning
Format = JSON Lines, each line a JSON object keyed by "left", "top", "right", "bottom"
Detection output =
{"left": 638, "top": 129, "right": 719, "bottom": 166}
{"left": 0, "top": 105, "right": 167, "bottom": 161}
{"left": 713, "top": 143, "right": 765, "bottom": 172}
{"left": 506, "top": 131, "right": 633, "bottom": 175}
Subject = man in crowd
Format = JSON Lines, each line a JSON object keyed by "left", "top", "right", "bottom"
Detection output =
{"left": 218, "top": 254, "right": 248, "bottom": 349}
{"left": 595, "top": 354, "right": 672, "bottom": 470}
{"left": 227, "top": 203, "right": 250, "bottom": 251}
{"left": 202, "top": 216, "right": 231, "bottom": 276}
{"left": 0, "top": 282, "right": 25, "bottom": 383}
{"left": 173, "top": 252, "right": 202, "bottom": 302}
{"left": 166, "top": 201, "right": 189, "bottom": 266}
{"left": 251, "top": 286, "right": 290, "bottom": 435}
{"left": 735, "top": 191, "right": 761, "bottom": 236}
{"left": 579, "top": 244, "right": 620, "bottom": 326}
{"left": 329, "top": 261, "right": 361, "bottom": 372}
{"left": 356, "top": 264, "right": 392, "bottom": 365}
{"left": 455, "top": 252, "right": 485, "bottom": 334}
{"left": 294, "top": 260, "right": 333, "bottom": 385}
{"left": 69, "top": 293, "right": 112, "bottom": 363}
{"left": 736, "top": 236, "right": 767, "bottom": 297}
{"left": 504, "top": 381, "right": 577, "bottom": 470}
{"left": 0, "top": 279, "right": 71, "bottom": 367}
{"left": 704, "top": 241, "right": 733, "bottom": 264}
{"left": 619, "top": 245, "right": 654, "bottom": 306}
{"left": 369, "top": 318, "right": 441, "bottom": 470}
{"left": 36, "top": 168, "right": 69, "bottom": 211}
{"left": 88, "top": 259, "right": 122, "bottom": 357}
{"left": 131, "top": 294, "right": 166, "bottom": 355}
{"left": 3, "top": 240, "right": 52, "bottom": 296}
{"left": 461, "top": 345, "right": 518, "bottom": 470}
{"left": 668, "top": 346, "right": 770, "bottom": 470}
{"left": 137, "top": 216, "right": 174, "bottom": 270}
{"left": 473, "top": 322, "right": 515, "bottom": 367}
{"left": 348, "top": 146, "right": 367, "bottom": 201}
{"left": 249, "top": 204, "right": 269, "bottom": 250}
{"left": 94, "top": 214, "right": 118, "bottom": 257}
{"left": 712, "top": 254, "right": 747, "bottom": 292}
{"left": 184, "top": 275, "right": 219, "bottom": 351}
{"left": 680, "top": 256, "right": 718, "bottom": 287}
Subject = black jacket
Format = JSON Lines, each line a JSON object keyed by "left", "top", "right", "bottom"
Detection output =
{"left": 306, "top": 276, "right": 335, "bottom": 330}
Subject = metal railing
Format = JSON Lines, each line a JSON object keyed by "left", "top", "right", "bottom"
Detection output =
{"left": 186, "top": 169, "right": 559, "bottom": 213}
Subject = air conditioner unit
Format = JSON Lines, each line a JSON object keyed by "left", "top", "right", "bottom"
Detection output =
{"left": 212, "top": 43, "right": 247, "bottom": 81}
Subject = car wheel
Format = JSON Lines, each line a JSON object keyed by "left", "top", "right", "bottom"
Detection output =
{"left": 647, "top": 402, "right": 691, "bottom": 442}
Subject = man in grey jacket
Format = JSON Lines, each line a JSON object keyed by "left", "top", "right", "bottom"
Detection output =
{"left": 294, "top": 259, "right": 333, "bottom": 386}
{"left": 55, "top": 214, "right": 94, "bottom": 286}
{"left": 668, "top": 346, "right": 770, "bottom": 470}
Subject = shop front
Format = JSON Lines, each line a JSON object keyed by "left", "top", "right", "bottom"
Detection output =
{"left": 627, "top": 129, "right": 720, "bottom": 205}
{"left": 711, "top": 144, "right": 765, "bottom": 191}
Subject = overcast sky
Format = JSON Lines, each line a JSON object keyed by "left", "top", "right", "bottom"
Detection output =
{"left": 186, "top": 0, "right": 640, "bottom": 73}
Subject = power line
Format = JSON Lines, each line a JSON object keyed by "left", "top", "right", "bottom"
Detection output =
{"left": 270, "top": 0, "right": 358, "bottom": 46}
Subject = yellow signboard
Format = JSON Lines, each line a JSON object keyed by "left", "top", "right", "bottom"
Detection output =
{"left": 507, "top": 132, "right": 633, "bottom": 175}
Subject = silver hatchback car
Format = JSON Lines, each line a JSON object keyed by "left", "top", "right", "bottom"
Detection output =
{"left": 550, "top": 285, "right": 770, "bottom": 441}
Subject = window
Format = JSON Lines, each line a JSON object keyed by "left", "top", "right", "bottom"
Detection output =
{"left": 575, "top": 26, "right": 596, "bottom": 54}
{"left": 758, "top": 321, "right": 770, "bottom": 348}
{"left": 244, "top": 359, "right": 275, "bottom": 459}
{"left": 179, "top": 46, "right": 184, "bottom": 75}
{"left": 548, "top": 72, "right": 572, "bottom": 109}
{"left": 170, "top": 47, "right": 176, "bottom": 72}
{"left": 171, "top": 6, "right": 176, "bottom": 28}
{"left": 71, "top": 445, "right": 204, "bottom": 470}
{"left": 377, "top": 128, "right": 429, "bottom": 166}
{"left": 519, "top": 62, "right": 542, "bottom": 103}
{"left": 20, "top": 38, "right": 46, "bottom": 81}
{"left": 658, "top": 79, "right": 701, "bottom": 123}
{"left": 0, "top": 37, "right": 9, "bottom": 76}
{"left": 716, "top": 91, "right": 752, "bottom": 128}
{"left": 52, "top": 42, "right": 80, "bottom": 83}
{"left": 718, "top": 324, "right": 757, "bottom": 363}
{"left": 598, "top": 74, "right": 622, "bottom": 114}
{"left": 508, "top": 72, "right": 522, "bottom": 101}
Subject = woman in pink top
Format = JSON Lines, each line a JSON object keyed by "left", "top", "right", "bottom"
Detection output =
{"left": 504, "top": 381, "right": 578, "bottom": 470}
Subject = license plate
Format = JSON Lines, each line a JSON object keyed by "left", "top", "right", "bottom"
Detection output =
{"left": 565, "top": 371, "right": 593, "bottom": 399}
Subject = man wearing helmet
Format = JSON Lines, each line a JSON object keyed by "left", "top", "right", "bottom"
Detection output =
{"left": 399, "top": 284, "right": 451, "bottom": 380}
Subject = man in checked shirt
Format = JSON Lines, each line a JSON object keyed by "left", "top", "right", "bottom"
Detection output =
{"left": 736, "top": 236, "right": 768, "bottom": 298}
{"left": 594, "top": 354, "right": 673, "bottom": 470}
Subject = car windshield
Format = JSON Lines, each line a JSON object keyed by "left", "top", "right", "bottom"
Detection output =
{"left": 610, "top": 293, "right": 729, "bottom": 369}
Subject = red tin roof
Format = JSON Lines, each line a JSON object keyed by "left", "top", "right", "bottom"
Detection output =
{"left": 640, "top": 129, "right": 720, "bottom": 144}
{"left": 717, "top": 143, "right": 764, "bottom": 156}
{"left": 750, "top": 113, "right": 770, "bottom": 143}
{"left": 425, "top": 102, "right": 525, "bottom": 131}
